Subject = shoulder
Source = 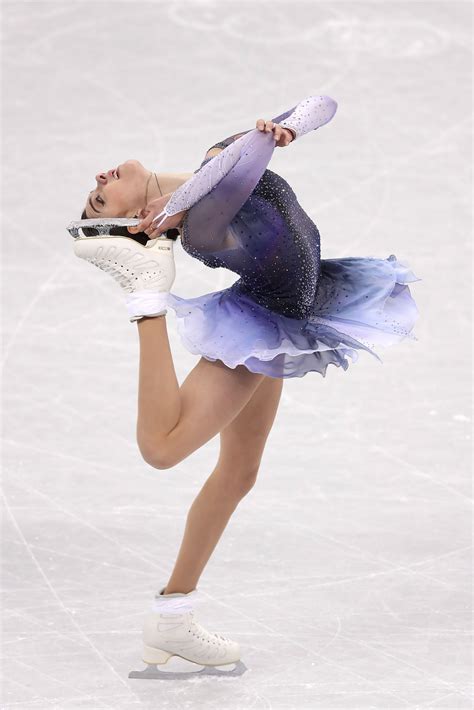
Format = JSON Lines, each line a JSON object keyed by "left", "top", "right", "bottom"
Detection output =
{"left": 204, "top": 146, "right": 224, "bottom": 160}
{"left": 194, "top": 146, "right": 224, "bottom": 173}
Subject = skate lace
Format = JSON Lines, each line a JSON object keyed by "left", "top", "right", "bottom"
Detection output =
{"left": 91, "top": 249, "right": 163, "bottom": 293}
{"left": 189, "top": 613, "right": 228, "bottom": 645}
{"left": 98, "top": 261, "right": 135, "bottom": 290}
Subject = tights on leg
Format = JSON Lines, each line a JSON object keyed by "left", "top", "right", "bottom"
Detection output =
{"left": 164, "top": 376, "right": 283, "bottom": 594}
{"left": 136, "top": 317, "right": 264, "bottom": 469}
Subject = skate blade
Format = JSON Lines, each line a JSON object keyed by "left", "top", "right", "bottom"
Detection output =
{"left": 128, "top": 657, "right": 247, "bottom": 680}
{"left": 67, "top": 218, "right": 179, "bottom": 242}
{"left": 67, "top": 218, "right": 141, "bottom": 239}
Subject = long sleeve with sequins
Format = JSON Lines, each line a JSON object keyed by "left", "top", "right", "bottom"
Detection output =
{"left": 152, "top": 95, "right": 337, "bottom": 229}
{"left": 277, "top": 95, "right": 338, "bottom": 141}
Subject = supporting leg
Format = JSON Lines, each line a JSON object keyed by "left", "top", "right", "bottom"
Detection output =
{"left": 163, "top": 375, "right": 284, "bottom": 594}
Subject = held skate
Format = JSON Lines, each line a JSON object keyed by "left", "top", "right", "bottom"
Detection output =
{"left": 67, "top": 218, "right": 176, "bottom": 321}
{"left": 129, "top": 587, "right": 247, "bottom": 679}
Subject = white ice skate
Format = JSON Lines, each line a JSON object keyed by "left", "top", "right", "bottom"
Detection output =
{"left": 129, "top": 587, "right": 247, "bottom": 679}
{"left": 67, "top": 218, "right": 176, "bottom": 322}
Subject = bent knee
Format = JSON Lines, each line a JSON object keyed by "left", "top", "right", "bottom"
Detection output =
{"left": 238, "top": 470, "right": 260, "bottom": 495}
{"left": 149, "top": 456, "right": 174, "bottom": 471}
{"left": 218, "top": 462, "right": 261, "bottom": 497}
{"left": 139, "top": 442, "right": 176, "bottom": 471}
{"left": 235, "top": 468, "right": 261, "bottom": 497}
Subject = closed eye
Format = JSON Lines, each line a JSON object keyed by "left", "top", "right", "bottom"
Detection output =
{"left": 89, "top": 190, "right": 105, "bottom": 208}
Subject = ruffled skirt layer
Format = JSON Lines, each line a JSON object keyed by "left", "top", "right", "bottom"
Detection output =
{"left": 167, "top": 254, "right": 421, "bottom": 379}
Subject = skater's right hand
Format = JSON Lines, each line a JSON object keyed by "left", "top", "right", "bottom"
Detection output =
{"left": 128, "top": 194, "right": 187, "bottom": 239}
{"left": 255, "top": 120, "right": 295, "bottom": 147}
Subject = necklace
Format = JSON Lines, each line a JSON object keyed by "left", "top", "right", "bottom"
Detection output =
{"left": 143, "top": 171, "right": 163, "bottom": 208}
{"left": 143, "top": 171, "right": 153, "bottom": 208}
{"left": 141, "top": 171, "right": 172, "bottom": 236}
{"left": 153, "top": 172, "right": 163, "bottom": 197}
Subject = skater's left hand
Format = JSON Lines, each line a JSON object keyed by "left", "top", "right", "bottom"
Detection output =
{"left": 129, "top": 193, "right": 187, "bottom": 239}
{"left": 256, "top": 119, "right": 295, "bottom": 147}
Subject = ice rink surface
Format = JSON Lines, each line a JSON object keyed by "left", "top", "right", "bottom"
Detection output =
{"left": 1, "top": 0, "right": 472, "bottom": 708}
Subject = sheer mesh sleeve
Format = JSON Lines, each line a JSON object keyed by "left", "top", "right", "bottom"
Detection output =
{"left": 152, "top": 94, "right": 338, "bottom": 230}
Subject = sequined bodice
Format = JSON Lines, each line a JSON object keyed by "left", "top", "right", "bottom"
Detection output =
{"left": 170, "top": 95, "right": 337, "bottom": 318}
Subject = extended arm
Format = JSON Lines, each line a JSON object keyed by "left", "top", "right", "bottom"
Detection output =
{"left": 152, "top": 94, "right": 338, "bottom": 229}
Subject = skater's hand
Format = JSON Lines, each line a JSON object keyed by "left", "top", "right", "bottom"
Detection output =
{"left": 128, "top": 193, "right": 187, "bottom": 239}
{"left": 255, "top": 119, "right": 295, "bottom": 147}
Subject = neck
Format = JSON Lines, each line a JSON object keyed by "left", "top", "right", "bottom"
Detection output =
{"left": 154, "top": 171, "right": 194, "bottom": 195}
{"left": 137, "top": 170, "right": 193, "bottom": 216}
{"left": 143, "top": 172, "right": 163, "bottom": 205}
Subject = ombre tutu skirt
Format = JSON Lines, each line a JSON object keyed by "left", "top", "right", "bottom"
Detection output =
{"left": 167, "top": 253, "right": 421, "bottom": 379}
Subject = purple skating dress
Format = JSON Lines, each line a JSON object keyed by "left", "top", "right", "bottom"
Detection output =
{"left": 163, "top": 95, "right": 421, "bottom": 379}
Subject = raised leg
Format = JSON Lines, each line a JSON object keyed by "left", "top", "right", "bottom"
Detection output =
{"left": 136, "top": 316, "right": 266, "bottom": 469}
{"left": 163, "top": 374, "right": 284, "bottom": 594}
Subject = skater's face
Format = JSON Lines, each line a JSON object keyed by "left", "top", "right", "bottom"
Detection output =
{"left": 83, "top": 160, "right": 150, "bottom": 219}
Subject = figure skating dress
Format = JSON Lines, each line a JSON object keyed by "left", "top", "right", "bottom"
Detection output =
{"left": 161, "top": 95, "right": 421, "bottom": 379}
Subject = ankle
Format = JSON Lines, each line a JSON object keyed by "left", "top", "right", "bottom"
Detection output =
{"left": 162, "top": 586, "right": 194, "bottom": 595}
{"left": 152, "top": 585, "right": 200, "bottom": 614}
{"left": 126, "top": 290, "right": 169, "bottom": 322}
{"left": 137, "top": 313, "right": 166, "bottom": 324}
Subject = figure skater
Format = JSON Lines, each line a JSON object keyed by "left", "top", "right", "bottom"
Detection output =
{"left": 71, "top": 94, "right": 421, "bottom": 677}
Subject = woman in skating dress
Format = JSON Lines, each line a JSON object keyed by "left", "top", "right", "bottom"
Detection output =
{"left": 73, "top": 95, "right": 421, "bottom": 675}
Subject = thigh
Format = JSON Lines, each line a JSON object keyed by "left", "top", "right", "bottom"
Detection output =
{"left": 165, "top": 357, "right": 265, "bottom": 463}
{"left": 217, "top": 374, "right": 284, "bottom": 472}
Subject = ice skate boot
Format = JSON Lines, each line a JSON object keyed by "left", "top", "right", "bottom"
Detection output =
{"left": 129, "top": 586, "right": 247, "bottom": 679}
{"left": 67, "top": 217, "right": 175, "bottom": 322}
